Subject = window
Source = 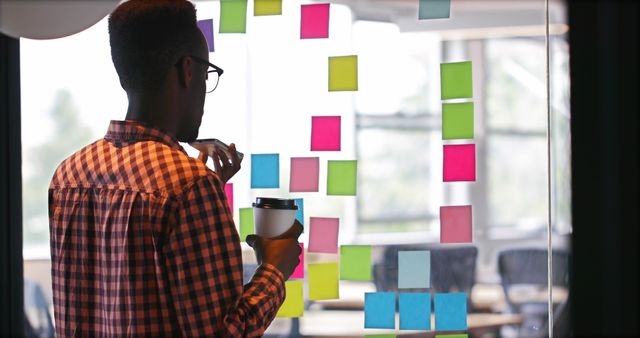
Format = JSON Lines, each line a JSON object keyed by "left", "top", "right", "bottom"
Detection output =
{"left": 353, "top": 21, "right": 443, "bottom": 241}
{"left": 354, "top": 29, "right": 572, "bottom": 243}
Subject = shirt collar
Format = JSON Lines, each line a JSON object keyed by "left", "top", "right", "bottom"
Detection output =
{"left": 105, "top": 120, "right": 186, "bottom": 153}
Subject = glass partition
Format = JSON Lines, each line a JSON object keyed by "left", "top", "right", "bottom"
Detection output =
{"left": 21, "top": 0, "right": 570, "bottom": 337}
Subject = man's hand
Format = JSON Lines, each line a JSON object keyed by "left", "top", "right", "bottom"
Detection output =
{"left": 197, "top": 143, "right": 242, "bottom": 183}
{"left": 245, "top": 220, "right": 304, "bottom": 280}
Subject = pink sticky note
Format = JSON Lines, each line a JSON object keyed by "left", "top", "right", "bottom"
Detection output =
{"left": 224, "top": 183, "right": 233, "bottom": 212}
{"left": 443, "top": 144, "right": 476, "bottom": 182}
{"left": 300, "top": 4, "right": 330, "bottom": 39}
{"left": 291, "top": 243, "right": 305, "bottom": 279}
{"left": 440, "top": 205, "right": 473, "bottom": 243}
{"left": 311, "top": 116, "right": 341, "bottom": 151}
{"left": 308, "top": 217, "right": 339, "bottom": 253}
{"left": 290, "top": 157, "right": 320, "bottom": 192}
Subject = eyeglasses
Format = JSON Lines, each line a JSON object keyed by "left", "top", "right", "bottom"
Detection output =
{"left": 189, "top": 55, "right": 224, "bottom": 93}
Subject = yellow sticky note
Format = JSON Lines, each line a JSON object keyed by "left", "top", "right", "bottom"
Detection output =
{"left": 308, "top": 262, "right": 339, "bottom": 300}
{"left": 277, "top": 281, "right": 304, "bottom": 317}
{"left": 329, "top": 55, "right": 358, "bottom": 91}
{"left": 254, "top": 0, "right": 282, "bottom": 16}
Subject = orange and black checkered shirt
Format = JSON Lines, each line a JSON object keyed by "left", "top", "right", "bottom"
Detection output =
{"left": 49, "top": 120, "right": 285, "bottom": 337}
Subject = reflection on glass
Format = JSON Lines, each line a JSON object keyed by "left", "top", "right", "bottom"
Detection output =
{"left": 357, "top": 129, "right": 438, "bottom": 232}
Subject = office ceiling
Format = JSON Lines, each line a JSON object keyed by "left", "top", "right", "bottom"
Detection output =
{"left": 327, "top": 0, "right": 567, "bottom": 35}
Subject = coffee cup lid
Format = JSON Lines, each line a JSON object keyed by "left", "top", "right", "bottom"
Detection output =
{"left": 252, "top": 197, "right": 298, "bottom": 210}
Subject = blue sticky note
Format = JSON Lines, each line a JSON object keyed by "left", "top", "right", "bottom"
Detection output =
{"left": 365, "top": 292, "right": 396, "bottom": 329}
{"left": 419, "top": 0, "right": 451, "bottom": 20}
{"left": 399, "top": 292, "right": 431, "bottom": 330}
{"left": 197, "top": 19, "right": 215, "bottom": 52}
{"left": 398, "top": 251, "right": 430, "bottom": 289}
{"left": 294, "top": 198, "right": 304, "bottom": 225}
{"left": 434, "top": 293, "right": 468, "bottom": 331}
{"left": 251, "top": 154, "right": 279, "bottom": 188}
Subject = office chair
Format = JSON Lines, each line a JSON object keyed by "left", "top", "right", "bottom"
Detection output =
{"left": 23, "top": 278, "right": 54, "bottom": 338}
{"left": 497, "top": 248, "right": 570, "bottom": 338}
{"left": 373, "top": 244, "right": 478, "bottom": 311}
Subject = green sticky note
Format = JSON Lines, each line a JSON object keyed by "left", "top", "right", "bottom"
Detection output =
{"left": 327, "top": 160, "right": 357, "bottom": 196}
{"left": 308, "top": 262, "right": 339, "bottom": 300}
{"left": 239, "top": 207, "right": 254, "bottom": 241}
{"left": 442, "top": 102, "right": 474, "bottom": 140}
{"left": 254, "top": 0, "right": 282, "bottom": 16}
{"left": 329, "top": 55, "right": 358, "bottom": 91}
{"left": 440, "top": 61, "right": 473, "bottom": 100}
{"left": 220, "top": 0, "right": 248, "bottom": 33}
{"left": 276, "top": 281, "right": 304, "bottom": 317}
{"left": 340, "top": 245, "right": 372, "bottom": 281}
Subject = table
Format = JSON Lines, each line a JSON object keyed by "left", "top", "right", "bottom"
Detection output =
{"left": 315, "top": 282, "right": 568, "bottom": 313}
{"left": 297, "top": 311, "right": 523, "bottom": 337}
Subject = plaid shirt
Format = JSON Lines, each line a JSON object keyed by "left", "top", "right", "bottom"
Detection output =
{"left": 49, "top": 120, "right": 285, "bottom": 337}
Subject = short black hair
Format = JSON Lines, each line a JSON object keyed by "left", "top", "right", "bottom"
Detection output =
{"left": 108, "top": 0, "right": 201, "bottom": 93}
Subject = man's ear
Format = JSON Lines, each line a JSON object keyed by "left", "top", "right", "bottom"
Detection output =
{"left": 176, "top": 56, "right": 194, "bottom": 88}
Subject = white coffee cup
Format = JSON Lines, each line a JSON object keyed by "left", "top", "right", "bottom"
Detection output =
{"left": 253, "top": 197, "right": 298, "bottom": 238}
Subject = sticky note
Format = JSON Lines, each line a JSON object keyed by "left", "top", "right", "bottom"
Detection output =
{"left": 434, "top": 293, "right": 468, "bottom": 331}
{"left": 440, "top": 61, "right": 473, "bottom": 100}
{"left": 399, "top": 292, "right": 431, "bottom": 330}
{"left": 308, "top": 217, "right": 339, "bottom": 253}
{"left": 224, "top": 183, "right": 233, "bottom": 212}
{"left": 398, "top": 250, "right": 430, "bottom": 289}
{"left": 254, "top": 0, "right": 282, "bottom": 16}
{"left": 440, "top": 205, "right": 472, "bottom": 243}
{"left": 290, "top": 157, "right": 320, "bottom": 192}
{"left": 220, "top": 0, "right": 248, "bottom": 33}
{"left": 311, "top": 116, "right": 341, "bottom": 151}
{"left": 329, "top": 55, "right": 358, "bottom": 91}
{"left": 442, "top": 102, "right": 474, "bottom": 140}
{"left": 197, "top": 19, "right": 215, "bottom": 52}
{"left": 364, "top": 292, "right": 396, "bottom": 329}
{"left": 308, "top": 262, "right": 339, "bottom": 300}
{"left": 276, "top": 281, "right": 304, "bottom": 317}
{"left": 294, "top": 198, "right": 304, "bottom": 224}
{"left": 327, "top": 160, "right": 357, "bottom": 196}
{"left": 340, "top": 245, "right": 372, "bottom": 281}
{"left": 251, "top": 153, "right": 279, "bottom": 188}
{"left": 239, "top": 207, "right": 254, "bottom": 241}
{"left": 419, "top": 0, "right": 451, "bottom": 20}
{"left": 290, "top": 243, "right": 305, "bottom": 279}
{"left": 443, "top": 144, "right": 476, "bottom": 182}
{"left": 300, "top": 3, "right": 330, "bottom": 39}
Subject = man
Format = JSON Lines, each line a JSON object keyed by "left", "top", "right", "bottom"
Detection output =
{"left": 48, "top": 0, "right": 302, "bottom": 336}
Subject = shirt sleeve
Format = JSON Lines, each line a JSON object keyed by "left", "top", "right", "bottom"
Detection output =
{"left": 164, "top": 174, "right": 286, "bottom": 337}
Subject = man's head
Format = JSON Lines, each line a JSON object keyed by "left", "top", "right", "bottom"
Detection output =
{"left": 109, "top": 0, "right": 209, "bottom": 142}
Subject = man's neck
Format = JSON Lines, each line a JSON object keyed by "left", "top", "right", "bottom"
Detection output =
{"left": 125, "top": 92, "right": 179, "bottom": 137}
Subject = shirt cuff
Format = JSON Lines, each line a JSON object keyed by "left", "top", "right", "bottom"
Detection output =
{"left": 259, "top": 263, "right": 286, "bottom": 285}
{"left": 254, "top": 263, "right": 286, "bottom": 300}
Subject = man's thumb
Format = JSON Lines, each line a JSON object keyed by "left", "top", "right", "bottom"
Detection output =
{"left": 246, "top": 234, "right": 258, "bottom": 247}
